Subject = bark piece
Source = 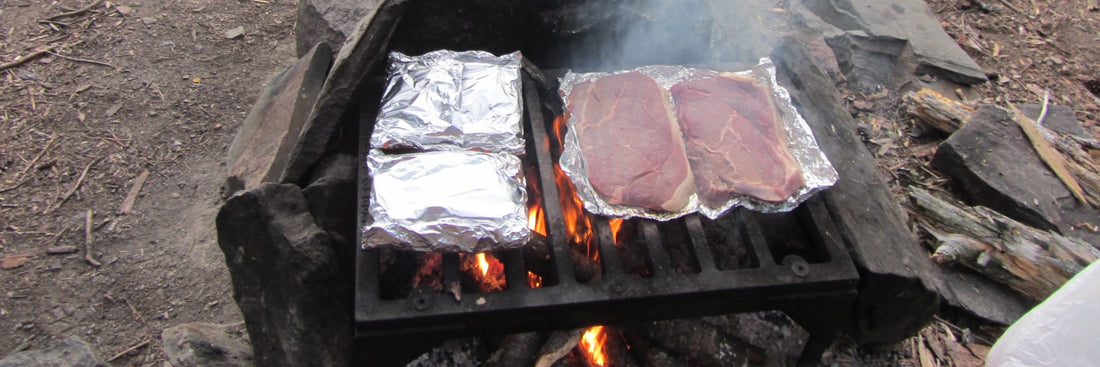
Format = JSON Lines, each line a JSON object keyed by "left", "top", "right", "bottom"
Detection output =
{"left": 904, "top": 89, "right": 973, "bottom": 134}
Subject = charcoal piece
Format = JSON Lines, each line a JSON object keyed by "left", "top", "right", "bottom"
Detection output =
{"left": 483, "top": 332, "right": 543, "bottom": 367}
{"left": 629, "top": 319, "right": 765, "bottom": 366}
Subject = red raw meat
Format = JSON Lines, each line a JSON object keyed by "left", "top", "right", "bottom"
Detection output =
{"left": 671, "top": 73, "right": 803, "bottom": 204}
{"left": 567, "top": 72, "right": 694, "bottom": 212}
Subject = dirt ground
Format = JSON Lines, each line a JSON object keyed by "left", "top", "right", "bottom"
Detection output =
{"left": 0, "top": 0, "right": 296, "bottom": 363}
{"left": 0, "top": 0, "right": 1097, "bottom": 365}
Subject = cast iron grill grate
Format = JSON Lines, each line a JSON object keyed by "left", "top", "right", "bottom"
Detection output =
{"left": 355, "top": 70, "right": 860, "bottom": 361}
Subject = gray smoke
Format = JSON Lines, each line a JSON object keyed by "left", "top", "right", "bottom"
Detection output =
{"left": 559, "top": 0, "right": 780, "bottom": 70}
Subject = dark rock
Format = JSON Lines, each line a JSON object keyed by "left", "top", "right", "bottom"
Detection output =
{"left": 295, "top": 0, "right": 383, "bottom": 57}
{"left": 825, "top": 32, "right": 914, "bottom": 94}
{"left": 794, "top": 0, "right": 987, "bottom": 85}
{"left": 1017, "top": 103, "right": 1093, "bottom": 139}
{"left": 933, "top": 106, "right": 1100, "bottom": 244}
{"left": 773, "top": 38, "right": 942, "bottom": 344}
{"left": 281, "top": 0, "right": 409, "bottom": 185}
{"left": 161, "top": 323, "right": 252, "bottom": 367}
{"left": 216, "top": 183, "right": 351, "bottom": 366}
{"left": 303, "top": 153, "right": 358, "bottom": 274}
{"left": 0, "top": 336, "right": 105, "bottom": 367}
{"left": 226, "top": 43, "right": 331, "bottom": 193}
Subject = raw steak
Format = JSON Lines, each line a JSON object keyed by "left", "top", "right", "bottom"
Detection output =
{"left": 671, "top": 73, "right": 803, "bottom": 204}
{"left": 567, "top": 72, "right": 694, "bottom": 212}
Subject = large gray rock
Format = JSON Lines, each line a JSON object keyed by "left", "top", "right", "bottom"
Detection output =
{"left": 302, "top": 153, "right": 357, "bottom": 275}
{"left": 216, "top": 183, "right": 350, "bottom": 366}
{"left": 281, "top": 0, "right": 409, "bottom": 185}
{"left": 794, "top": 0, "right": 987, "bottom": 85}
{"left": 0, "top": 336, "right": 105, "bottom": 367}
{"left": 162, "top": 323, "right": 252, "bottom": 367}
{"left": 226, "top": 43, "right": 331, "bottom": 194}
{"left": 295, "top": 0, "right": 383, "bottom": 57}
{"left": 932, "top": 105, "right": 1100, "bottom": 244}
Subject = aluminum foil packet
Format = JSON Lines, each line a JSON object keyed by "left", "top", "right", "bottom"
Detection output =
{"left": 559, "top": 58, "right": 838, "bottom": 220}
{"left": 361, "top": 150, "right": 531, "bottom": 252}
{"left": 372, "top": 50, "right": 525, "bottom": 155}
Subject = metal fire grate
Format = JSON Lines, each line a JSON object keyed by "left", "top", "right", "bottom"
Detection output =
{"left": 356, "top": 70, "right": 860, "bottom": 362}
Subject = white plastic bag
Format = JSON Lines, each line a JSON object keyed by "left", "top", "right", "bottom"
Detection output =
{"left": 986, "top": 260, "right": 1100, "bottom": 366}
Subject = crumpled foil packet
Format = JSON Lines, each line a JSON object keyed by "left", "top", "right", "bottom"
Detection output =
{"left": 559, "top": 58, "right": 838, "bottom": 220}
{"left": 361, "top": 150, "right": 531, "bottom": 252}
{"left": 371, "top": 50, "right": 525, "bottom": 155}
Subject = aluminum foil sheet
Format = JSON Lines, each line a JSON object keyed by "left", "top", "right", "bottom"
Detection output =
{"left": 361, "top": 150, "right": 531, "bottom": 252}
{"left": 372, "top": 50, "right": 525, "bottom": 155}
{"left": 559, "top": 58, "right": 838, "bottom": 220}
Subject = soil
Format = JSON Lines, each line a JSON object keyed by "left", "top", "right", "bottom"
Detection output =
{"left": 0, "top": 0, "right": 1096, "bottom": 365}
{"left": 0, "top": 0, "right": 296, "bottom": 363}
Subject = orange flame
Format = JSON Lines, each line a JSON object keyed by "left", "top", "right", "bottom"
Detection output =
{"left": 476, "top": 253, "right": 490, "bottom": 277}
{"left": 528, "top": 202, "right": 547, "bottom": 237}
{"left": 527, "top": 271, "right": 543, "bottom": 288}
{"left": 608, "top": 219, "right": 624, "bottom": 244}
{"left": 580, "top": 325, "right": 608, "bottom": 367}
{"left": 552, "top": 115, "right": 597, "bottom": 261}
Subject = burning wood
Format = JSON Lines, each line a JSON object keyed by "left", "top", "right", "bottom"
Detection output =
{"left": 460, "top": 252, "right": 506, "bottom": 293}
{"left": 579, "top": 326, "right": 609, "bottom": 367}
{"left": 552, "top": 115, "right": 602, "bottom": 281}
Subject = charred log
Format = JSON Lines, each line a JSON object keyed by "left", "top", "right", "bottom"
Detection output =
{"left": 628, "top": 319, "right": 765, "bottom": 367}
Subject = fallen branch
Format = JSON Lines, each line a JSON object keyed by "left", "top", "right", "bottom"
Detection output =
{"left": 84, "top": 209, "right": 101, "bottom": 267}
{"left": 48, "top": 156, "right": 103, "bottom": 214}
{"left": 118, "top": 169, "right": 149, "bottom": 215}
{"left": 46, "top": 51, "right": 115, "bottom": 69}
{"left": 909, "top": 188, "right": 1099, "bottom": 302}
{"left": 45, "top": 0, "right": 105, "bottom": 21}
{"left": 0, "top": 45, "right": 60, "bottom": 72}
{"left": 904, "top": 89, "right": 974, "bottom": 134}
{"left": 1009, "top": 97, "right": 1087, "bottom": 204}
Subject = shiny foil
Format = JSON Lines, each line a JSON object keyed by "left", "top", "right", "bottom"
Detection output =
{"left": 559, "top": 58, "right": 838, "bottom": 220}
{"left": 372, "top": 50, "right": 525, "bottom": 155}
{"left": 361, "top": 150, "right": 531, "bottom": 252}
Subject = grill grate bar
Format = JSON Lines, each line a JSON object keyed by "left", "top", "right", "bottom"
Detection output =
{"left": 593, "top": 217, "right": 622, "bottom": 277}
{"left": 502, "top": 249, "right": 526, "bottom": 289}
{"left": 684, "top": 215, "right": 717, "bottom": 272}
{"left": 639, "top": 221, "right": 672, "bottom": 275}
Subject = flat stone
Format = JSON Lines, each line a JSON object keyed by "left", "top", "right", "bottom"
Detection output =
{"left": 1017, "top": 103, "right": 1093, "bottom": 139}
{"left": 225, "top": 43, "right": 331, "bottom": 194}
{"left": 932, "top": 105, "right": 1100, "bottom": 244}
{"left": 280, "top": 0, "right": 409, "bottom": 185}
{"left": 216, "top": 183, "right": 350, "bottom": 366}
{"left": 825, "top": 31, "right": 912, "bottom": 94}
{"left": 794, "top": 0, "right": 987, "bottom": 85}
{"left": 161, "top": 323, "right": 252, "bottom": 367}
{"left": 296, "top": 0, "right": 383, "bottom": 57}
{"left": 0, "top": 336, "right": 105, "bottom": 367}
{"left": 225, "top": 26, "right": 245, "bottom": 40}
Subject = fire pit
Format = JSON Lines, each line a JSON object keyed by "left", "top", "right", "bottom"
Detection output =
{"left": 354, "top": 69, "right": 859, "bottom": 364}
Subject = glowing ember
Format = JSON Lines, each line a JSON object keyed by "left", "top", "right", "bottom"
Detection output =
{"left": 460, "top": 252, "right": 505, "bottom": 292}
{"left": 608, "top": 218, "right": 624, "bottom": 244}
{"left": 552, "top": 115, "right": 597, "bottom": 261}
{"left": 526, "top": 271, "right": 543, "bottom": 288}
{"left": 580, "top": 325, "right": 608, "bottom": 367}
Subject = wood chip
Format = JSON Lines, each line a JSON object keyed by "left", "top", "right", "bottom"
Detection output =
{"left": 0, "top": 254, "right": 31, "bottom": 269}
{"left": 118, "top": 169, "right": 149, "bottom": 215}
{"left": 1009, "top": 97, "right": 1088, "bottom": 204}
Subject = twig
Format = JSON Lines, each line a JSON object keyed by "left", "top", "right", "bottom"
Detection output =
{"left": 46, "top": 51, "right": 115, "bottom": 69}
{"left": 45, "top": 0, "right": 105, "bottom": 21}
{"left": 0, "top": 45, "right": 59, "bottom": 72}
{"left": 118, "top": 169, "right": 149, "bottom": 215}
{"left": 1035, "top": 91, "right": 1050, "bottom": 127}
{"left": 0, "top": 178, "right": 32, "bottom": 194}
{"left": 14, "top": 135, "right": 58, "bottom": 182}
{"left": 996, "top": 0, "right": 1025, "bottom": 14}
{"left": 49, "top": 156, "right": 103, "bottom": 213}
{"left": 107, "top": 340, "right": 149, "bottom": 362}
{"left": 84, "top": 209, "right": 101, "bottom": 267}
{"left": 124, "top": 298, "right": 146, "bottom": 324}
